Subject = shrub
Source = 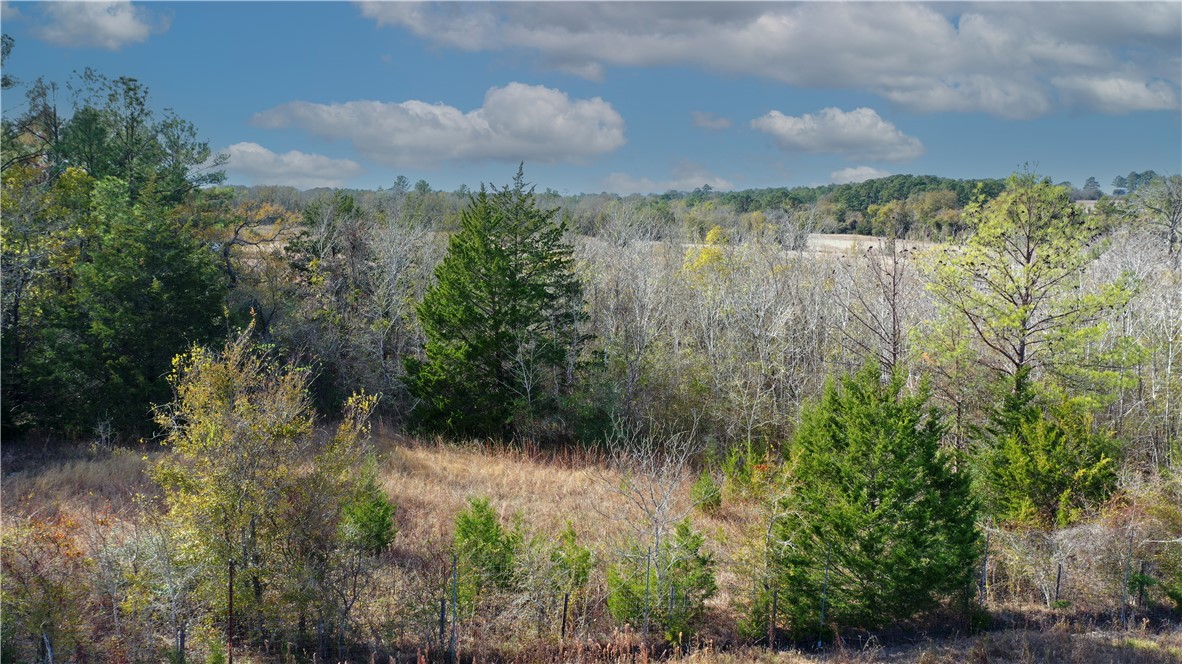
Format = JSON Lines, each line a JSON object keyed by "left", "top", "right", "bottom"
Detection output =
{"left": 453, "top": 497, "right": 521, "bottom": 610}
{"left": 341, "top": 472, "right": 398, "bottom": 555}
{"left": 976, "top": 370, "right": 1121, "bottom": 527}
{"left": 607, "top": 519, "right": 716, "bottom": 643}
{"left": 691, "top": 468, "right": 722, "bottom": 513}
{"left": 770, "top": 365, "right": 980, "bottom": 634}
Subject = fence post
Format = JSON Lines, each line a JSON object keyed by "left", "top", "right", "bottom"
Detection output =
{"left": 1120, "top": 526, "right": 1134, "bottom": 629}
{"left": 438, "top": 597, "right": 446, "bottom": 655}
{"left": 818, "top": 545, "right": 831, "bottom": 650}
{"left": 642, "top": 547, "right": 652, "bottom": 648}
{"left": 1054, "top": 562, "right": 1063, "bottom": 603}
{"left": 979, "top": 531, "right": 990, "bottom": 605}
{"left": 561, "top": 592, "right": 569, "bottom": 640}
{"left": 768, "top": 586, "right": 778, "bottom": 650}
{"left": 450, "top": 553, "right": 458, "bottom": 664}
{"left": 228, "top": 558, "right": 235, "bottom": 664}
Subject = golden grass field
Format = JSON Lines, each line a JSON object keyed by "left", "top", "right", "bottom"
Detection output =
{"left": 2, "top": 432, "right": 1179, "bottom": 663}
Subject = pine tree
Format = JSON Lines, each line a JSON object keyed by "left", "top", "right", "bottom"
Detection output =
{"left": 770, "top": 366, "right": 980, "bottom": 634}
{"left": 406, "top": 167, "right": 584, "bottom": 439}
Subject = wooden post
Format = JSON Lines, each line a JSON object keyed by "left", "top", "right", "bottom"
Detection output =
{"left": 979, "top": 531, "right": 990, "bottom": 605}
{"left": 1054, "top": 562, "right": 1063, "bottom": 603}
{"left": 561, "top": 592, "right": 569, "bottom": 640}
{"left": 1120, "top": 527, "right": 1134, "bottom": 628}
{"left": 450, "top": 553, "right": 458, "bottom": 664}
{"left": 439, "top": 597, "right": 446, "bottom": 655}
{"left": 228, "top": 558, "right": 235, "bottom": 664}
{"left": 818, "top": 545, "right": 830, "bottom": 650}
{"left": 768, "top": 586, "right": 778, "bottom": 650}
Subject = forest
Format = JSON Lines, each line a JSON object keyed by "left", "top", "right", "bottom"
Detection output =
{"left": 2, "top": 62, "right": 1181, "bottom": 663}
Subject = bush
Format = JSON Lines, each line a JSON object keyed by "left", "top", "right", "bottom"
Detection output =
{"left": 691, "top": 468, "right": 722, "bottom": 513}
{"left": 976, "top": 370, "right": 1121, "bottom": 527}
{"left": 341, "top": 472, "right": 398, "bottom": 555}
{"left": 770, "top": 366, "right": 980, "bottom": 634}
{"left": 453, "top": 497, "right": 521, "bottom": 610}
{"left": 607, "top": 519, "right": 716, "bottom": 643}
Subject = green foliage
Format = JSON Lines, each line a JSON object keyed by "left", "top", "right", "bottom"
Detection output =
{"left": 340, "top": 470, "right": 398, "bottom": 555}
{"left": 453, "top": 497, "right": 521, "bottom": 610}
{"left": 72, "top": 178, "right": 226, "bottom": 430}
{"left": 152, "top": 327, "right": 377, "bottom": 642}
{"left": 771, "top": 365, "right": 980, "bottom": 634}
{"left": 1, "top": 170, "right": 225, "bottom": 434}
{"left": 691, "top": 469, "right": 722, "bottom": 513}
{"left": 924, "top": 172, "right": 1136, "bottom": 385}
{"left": 551, "top": 521, "right": 593, "bottom": 593}
{"left": 607, "top": 520, "right": 717, "bottom": 643}
{"left": 975, "top": 370, "right": 1121, "bottom": 527}
{"left": 406, "top": 166, "right": 585, "bottom": 439}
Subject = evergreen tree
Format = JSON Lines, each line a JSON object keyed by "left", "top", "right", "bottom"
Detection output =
{"left": 975, "top": 369, "right": 1121, "bottom": 527}
{"left": 770, "top": 366, "right": 979, "bottom": 634}
{"left": 406, "top": 167, "right": 584, "bottom": 439}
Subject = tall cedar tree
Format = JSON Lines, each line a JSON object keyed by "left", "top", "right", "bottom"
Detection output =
{"left": 771, "top": 366, "right": 980, "bottom": 634}
{"left": 407, "top": 167, "right": 584, "bottom": 439}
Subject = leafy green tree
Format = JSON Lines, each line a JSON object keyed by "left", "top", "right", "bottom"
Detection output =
{"left": 975, "top": 369, "right": 1121, "bottom": 527}
{"left": 406, "top": 167, "right": 585, "bottom": 439}
{"left": 770, "top": 366, "right": 979, "bottom": 634}
{"left": 925, "top": 173, "right": 1135, "bottom": 386}
{"left": 153, "top": 326, "right": 377, "bottom": 647}
{"left": 70, "top": 178, "right": 226, "bottom": 430}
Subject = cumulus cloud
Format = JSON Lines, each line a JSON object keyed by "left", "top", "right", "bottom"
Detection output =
{"left": 831, "top": 166, "right": 892, "bottom": 185}
{"left": 691, "top": 111, "right": 732, "bottom": 130}
{"left": 357, "top": 2, "right": 1181, "bottom": 118}
{"left": 223, "top": 142, "right": 364, "bottom": 190}
{"left": 34, "top": 1, "right": 167, "bottom": 50}
{"left": 1052, "top": 75, "right": 1180, "bottom": 114}
{"left": 600, "top": 161, "right": 733, "bottom": 195}
{"left": 253, "top": 83, "right": 625, "bottom": 168}
{"left": 751, "top": 108, "right": 924, "bottom": 162}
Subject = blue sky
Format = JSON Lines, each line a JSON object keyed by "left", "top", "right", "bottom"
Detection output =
{"left": 2, "top": 1, "right": 1179, "bottom": 194}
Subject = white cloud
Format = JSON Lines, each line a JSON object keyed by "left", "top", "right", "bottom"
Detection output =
{"left": 357, "top": 2, "right": 1181, "bottom": 118}
{"left": 1, "top": 2, "right": 20, "bottom": 20}
{"left": 253, "top": 83, "right": 625, "bottom": 168}
{"left": 831, "top": 166, "right": 892, "bottom": 185}
{"left": 223, "top": 142, "right": 363, "bottom": 190}
{"left": 751, "top": 108, "right": 924, "bottom": 162}
{"left": 1052, "top": 75, "right": 1180, "bottom": 114}
{"left": 691, "top": 111, "right": 732, "bottom": 130}
{"left": 34, "top": 1, "right": 167, "bottom": 50}
{"left": 600, "top": 161, "right": 733, "bottom": 195}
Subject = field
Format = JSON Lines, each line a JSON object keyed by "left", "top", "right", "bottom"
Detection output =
{"left": 3, "top": 432, "right": 1179, "bottom": 663}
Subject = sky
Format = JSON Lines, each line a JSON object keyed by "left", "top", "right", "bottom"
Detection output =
{"left": 1, "top": 1, "right": 1179, "bottom": 195}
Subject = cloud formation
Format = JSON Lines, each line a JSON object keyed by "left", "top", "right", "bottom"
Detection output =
{"left": 357, "top": 2, "right": 1181, "bottom": 118}
{"left": 223, "top": 142, "right": 364, "bottom": 190}
{"left": 691, "top": 111, "right": 732, "bottom": 130}
{"left": 831, "top": 166, "right": 892, "bottom": 185}
{"left": 254, "top": 83, "right": 625, "bottom": 168}
{"left": 751, "top": 108, "right": 924, "bottom": 162}
{"left": 34, "top": 1, "right": 167, "bottom": 50}
{"left": 600, "top": 161, "right": 733, "bottom": 195}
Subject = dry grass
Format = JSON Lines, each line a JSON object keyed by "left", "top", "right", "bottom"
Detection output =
{"left": 1, "top": 444, "right": 158, "bottom": 518}
{"left": 4, "top": 434, "right": 1179, "bottom": 663}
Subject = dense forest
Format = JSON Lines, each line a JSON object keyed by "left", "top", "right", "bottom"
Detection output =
{"left": 2, "top": 62, "right": 1181, "bottom": 663}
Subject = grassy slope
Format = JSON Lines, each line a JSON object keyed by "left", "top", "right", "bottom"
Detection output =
{"left": 2, "top": 434, "right": 1179, "bottom": 663}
